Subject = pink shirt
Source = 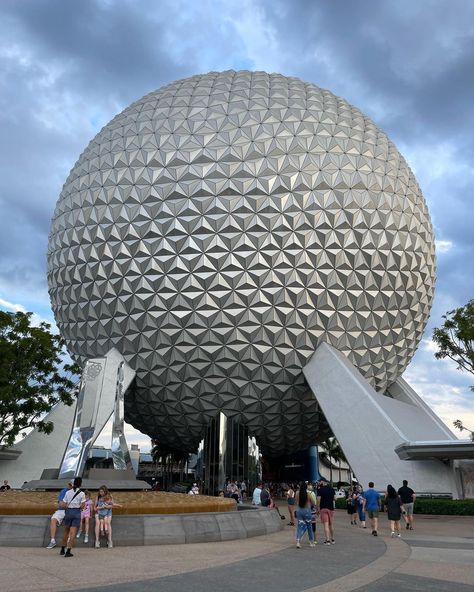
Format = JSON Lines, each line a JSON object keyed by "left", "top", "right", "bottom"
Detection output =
{"left": 81, "top": 498, "right": 93, "bottom": 518}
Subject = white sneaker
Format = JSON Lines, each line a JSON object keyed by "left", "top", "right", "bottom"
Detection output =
{"left": 95, "top": 541, "right": 100, "bottom": 548}
{"left": 396, "top": 533, "right": 401, "bottom": 538}
{"left": 46, "top": 540, "right": 56, "bottom": 549}
{"left": 391, "top": 531, "right": 395, "bottom": 537}
{"left": 309, "top": 542, "right": 315, "bottom": 547}
{"left": 84, "top": 535, "right": 89, "bottom": 544}
{"left": 107, "top": 541, "right": 113, "bottom": 548}
{"left": 76, "top": 531, "right": 81, "bottom": 539}
{"left": 296, "top": 540, "right": 301, "bottom": 549}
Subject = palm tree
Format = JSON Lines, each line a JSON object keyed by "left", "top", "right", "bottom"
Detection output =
{"left": 151, "top": 440, "right": 190, "bottom": 488}
{"left": 332, "top": 440, "right": 347, "bottom": 483}
{"left": 319, "top": 437, "right": 344, "bottom": 485}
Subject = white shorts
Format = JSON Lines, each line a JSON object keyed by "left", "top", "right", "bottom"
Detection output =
{"left": 51, "top": 510, "right": 65, "bottom": 524}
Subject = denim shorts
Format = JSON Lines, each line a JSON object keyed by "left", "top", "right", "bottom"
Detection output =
{"left": 63, "top": 508, "right": 81, "bottom": 528}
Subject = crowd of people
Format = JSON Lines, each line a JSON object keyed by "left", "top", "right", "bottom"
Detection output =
{"left": 1, "top": 474, "right": 417, "bottom": 555}
{"left": 344, "top": 479, "right": 416, "bottom": 537}
{"left": 251, "top": 478, "right": 417, "bottom": 548}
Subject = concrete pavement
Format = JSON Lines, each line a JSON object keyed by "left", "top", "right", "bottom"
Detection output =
{"left": 0, "top": 510, "right": 473, "bottom": 591}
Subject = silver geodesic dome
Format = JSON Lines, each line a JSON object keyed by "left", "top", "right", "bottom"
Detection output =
{"left": 48, "top": 70, "right": 436, "bottom": 455}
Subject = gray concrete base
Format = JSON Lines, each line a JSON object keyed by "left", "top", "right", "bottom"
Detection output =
{"left": 303, "top": 342, "right": 460, "bottom": 497}
{"left": 0, "top": 507, "right": 283, "bottom": 547}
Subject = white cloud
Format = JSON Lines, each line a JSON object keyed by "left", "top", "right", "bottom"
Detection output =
{"left": 401, "top": 141, "right": 474, "bottom": 182}
{"left": 436, "top": 239, "right": 453, "bottom": 254}
{"left": 404, "top": 369, "right": 474, "bottom": 439}
{"left": 421, "top": 338, "right": 438, "bottom": 354}
{"left": 0, "top": 297, "right": 26, "bottom": 312}
{"left": 223, "top": 0, "right": 281, "bottom": 72}
{"left": 93, "top": 417, "right": 152, "bottom": 452}
{"left": 0, "top": 295, "right": 55, "bottom": 328}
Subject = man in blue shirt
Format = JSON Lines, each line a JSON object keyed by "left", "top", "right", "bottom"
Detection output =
{"left": 363, "top": 482, "right": 381, "bottom": 536}
{"left": 46, "top": 481, "right": 72, "bottom": 549}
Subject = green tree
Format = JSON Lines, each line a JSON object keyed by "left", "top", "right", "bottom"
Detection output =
{"left": 453, "top": 420, "right": 474, "bottom": 442}
{"left": 433, "top": 299, "right": 474, "bottom": 438}
{"left": 0, "top": 311, "right": 80, "bottom": 447}
{"left": 319, "top": 437, "right": 344, "bottom": 485}
{"left": 432, "top": 299, "right": 474, "bottom": 391}
{"left": 151, "top": 440, "right": 189, "bottom": 488}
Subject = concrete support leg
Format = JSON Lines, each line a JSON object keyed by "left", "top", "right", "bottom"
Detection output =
{"left": 303, "top": 342, "right": 460, "bottom": 497}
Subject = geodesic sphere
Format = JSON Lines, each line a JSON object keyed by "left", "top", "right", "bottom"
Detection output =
{"left": 47, "top": 70, "right": 436, "bottom": 455}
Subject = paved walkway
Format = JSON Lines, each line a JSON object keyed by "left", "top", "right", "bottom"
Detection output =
{"left": 1, "top": 511, "right": 473, "bottom": 591}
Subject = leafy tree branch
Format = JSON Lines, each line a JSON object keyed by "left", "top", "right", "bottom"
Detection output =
{"left": 432, "top": 299, "right": 474, "bottom": 391}
{"left": 0, "top": 311, "right": 80, "bottom": 447}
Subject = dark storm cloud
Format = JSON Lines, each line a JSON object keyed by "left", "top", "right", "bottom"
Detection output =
{"left": 0, "top": 0, "right": 472, "bottom": 434}
{"left": 0, "top": 0, "right": 246, "bottom": 301}
{"left": 0, "top": 0, "right": 187, "bottom": 101}
{"left": 1, "top": 0, "right": 472, "bottom": 303}
{"left": 256, "top": 0, "right": 474, "bottom": 310}
{"left": 261, "top": 0, "right": 474, "bottom": 135}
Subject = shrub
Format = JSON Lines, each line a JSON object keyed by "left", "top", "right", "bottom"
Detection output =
{"left": 334, "top": 497, "right": 474, "bottom": 515}
{"left": 413, "top": 498, "right": 474, "bottom": 516}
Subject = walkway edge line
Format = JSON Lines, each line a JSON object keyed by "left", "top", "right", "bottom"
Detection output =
{"left": 302, "top": 537, "right": 411, "bottom": 592}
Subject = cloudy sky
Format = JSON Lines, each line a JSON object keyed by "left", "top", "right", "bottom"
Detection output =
{"left": 0, "top": 0, "right": 473, "bottom": 450}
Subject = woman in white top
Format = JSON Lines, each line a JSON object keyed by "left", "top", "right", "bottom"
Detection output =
{"left": 59, "top": 476, "right": 86, "bottom": 557}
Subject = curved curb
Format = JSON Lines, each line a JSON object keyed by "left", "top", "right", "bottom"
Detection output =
{"left": 302, "top": 536, "right": 411, "bottom": 592}
{"left": 0, "top": 507, "right": 284, "bottom": 547}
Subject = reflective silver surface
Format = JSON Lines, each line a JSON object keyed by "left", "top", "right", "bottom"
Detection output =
{"left": 111, "top": 362, "right": 133, "bottom": 471}
{"left": 59, "top": 360, "right": 104, "bottom": 479}
{"left": 59, "top": 349, "right": 136, "bottom": 479}
{"left": 200, "top": 412, "right": 258, "bottom": 495}
{"left": 217, "top": 411, "right": 227, "bottom": 492}
{"left": 48, "top": 70, "right": 436, "bottom": 456}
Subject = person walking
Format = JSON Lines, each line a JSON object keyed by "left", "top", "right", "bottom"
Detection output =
{"left": 316, "top": 477, "right": 336, "bottom": 545}
{"left": 355, "top": 486, "right": 367, "bottom": 528}
{"left": 398, "top": 479, "right": 416, "bottom": 530}
{"left": 295, "top": 481, "right": 315, "bottom": 548}
{"left": 59, "top": 477, "right": 85, "bottom": 557}
{"left": 363, "top": 482, "right": 381, "bottom": 536}
{"left": 347, "top": 484, "right": 358, "bottom": 525}
{"left": 307, "top": 483, "right": 318, "bottom": 538}
{"left": 385, "top": 484, "right": 403, "bottom": 537}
